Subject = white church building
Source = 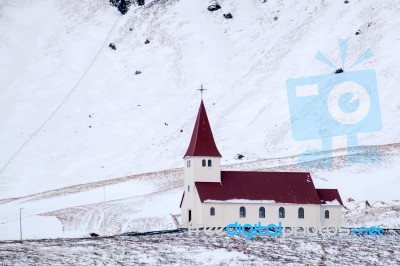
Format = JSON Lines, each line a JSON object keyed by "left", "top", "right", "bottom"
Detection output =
{"left": 180, "top": 100, "right": 343, "bottom": 228}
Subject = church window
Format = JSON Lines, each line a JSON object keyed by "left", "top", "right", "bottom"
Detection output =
{"left": 208, "top": 159, "right": 212, "bottom": 167}
{"left": 239, "top": 206, "right": 246, "bottom": 218}
{"left": 279, "top": 207, "right": 285, "bottom": 218}
{"left": 259, "top": 207, "right": 265, "bottom": 218}
{"left": 187, "top": 160, "right": 191, "bottom": 168}
{"left": 325, "top": 210, "right": 329, "bottom": 219}
{"left": 202, "top": 159, "right": 206, "bottom": 167}
{"left": 298, "top": 207, "right": 304, "bottom": 219}
{"left": 210, "top": 207, "right": 215, "bottom": 216}
{"left": 188, "top": 185, "right": 190, "bottom": 192}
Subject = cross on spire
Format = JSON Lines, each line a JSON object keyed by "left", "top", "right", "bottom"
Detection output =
{"left": 197, "top": 85, "right": 207, "bottom": 100}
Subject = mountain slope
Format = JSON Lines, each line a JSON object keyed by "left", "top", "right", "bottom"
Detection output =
{"left": 0, "top": 0, "right": 399, "bottom": 217}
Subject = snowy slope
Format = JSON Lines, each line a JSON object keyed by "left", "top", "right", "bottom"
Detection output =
{"left": 1, "top": 157, "right": 400, "bottom": 240}
{"left": 0, "top": 0, "right": 400, "bottom": 240}
{"left": 0, "top": 168, "right": 183, "bottom": 240}
{"left": 1, "top": 0, "right": 399, "bottom": 198}
{"left": 1, "top": 233, "right": 400, "bottom": 265}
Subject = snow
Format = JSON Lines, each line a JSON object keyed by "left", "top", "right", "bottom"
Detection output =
{"left": 0, "top": 0, "right": 399, "bottom": 249}
{"left": 323, "top": 200, "right": 341, "bottom": 206}
{"left": 0, "top": 0, "right": 399, "bottom": 200}
{"left": 344, "top": 200, "right": 400, "bottom": 228}
{"left": 0, "top": 232, "right": 399, "bottom": 265}
{"left": 0, "top": 168, "right": 182, "bottom": 240}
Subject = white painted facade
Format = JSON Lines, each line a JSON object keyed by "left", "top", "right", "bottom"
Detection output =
{"left": 181, "top": 156, "right": 221, "bottom": 227}
{"left": 198, "top": 203, "right": 342, "bottom": 228}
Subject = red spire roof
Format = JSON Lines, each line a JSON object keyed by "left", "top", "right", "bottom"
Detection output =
{"left": 184, "top": 100, "right": 222, "bottom": 158}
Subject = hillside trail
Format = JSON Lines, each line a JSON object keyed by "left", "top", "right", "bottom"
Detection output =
{"left": 0, "top": 14, "right": 122, "bottom": 178}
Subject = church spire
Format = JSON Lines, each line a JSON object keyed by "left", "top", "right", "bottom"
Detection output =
{"left": 184, "top": 100, "right": 222, "bottom": 158}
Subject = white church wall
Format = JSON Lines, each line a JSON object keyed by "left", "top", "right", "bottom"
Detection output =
{"left": 180, "top": 184, "right": 204, "bottom": 228}
{"left": 320, "top": 205, "right": 343, "bottom": 226}
{"left": 184, "top": 157, "right": 221, "bottom": 183}
{"left": 199, "top": 203, "right": 334, "bottom": 228}
{"left": 181, "top": 156, "right": 221, "bottom": 228}
{"left": 184, "top": 202, "right": 343, "bottom": 229}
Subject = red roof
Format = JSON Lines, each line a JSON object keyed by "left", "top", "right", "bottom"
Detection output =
{"left": 316, "top": 189, "right": 343, "bottom": 205}
{"left": 195, "top": 171, "right": 321, "bottom": 204}
{"left": 184, "top": 100, "right": 222, "bottom": 158}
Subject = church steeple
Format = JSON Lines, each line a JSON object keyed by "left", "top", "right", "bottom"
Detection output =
{"left": 184, "top": 100, "right": 222, "bottom": 158}
{"left": 181, "top": 99, "right": 222, "bottom": 226}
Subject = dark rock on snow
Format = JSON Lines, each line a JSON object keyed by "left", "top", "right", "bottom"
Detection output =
{"left": 109, "top": 43, "right": 116, "bottom": 50}
{"left": 118, "top": 0, "right": 130, "bottom": 15}
{"left": 223, "top": 13, "right": 233, "bottom": 19}
{"left": 208, "top": 3, "right": 221, "bottom": 12}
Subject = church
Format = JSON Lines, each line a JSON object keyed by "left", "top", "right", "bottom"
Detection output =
{"left": 180, "top": 100, "right": 343, "bottom": 228}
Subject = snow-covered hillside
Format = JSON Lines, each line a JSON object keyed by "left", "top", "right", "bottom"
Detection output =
{"left": 1, "top": 233, "right": 400, "bottom": 265}
{"left": 0, "top": 0, "right": 400, "bottom": 240}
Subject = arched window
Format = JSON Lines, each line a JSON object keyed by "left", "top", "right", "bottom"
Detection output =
{"left": 325, "top": 210, "right": 329, "bottom": 219}
{"left": 279, "top": 207, "right": 285, "bottom": 218}
{"left": 187, "top": 160, "right": 190, "bottom": 168}
{"left": 298, "top": 207, "right": 304, "bottom": 219}
{"left": 239, "top": 206, "right": 246, "bottom": 218}
{"left": 259, "top": 207, "right": 265, "bottom": 218}
{"left": 202, "top": 159, "right": 206, "bottom": 167}
{"left": 208, "top": 159, "right": 212, "bottom": 167}
{"left": 210, "top": 207, "right": 215, "bottom": 216}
